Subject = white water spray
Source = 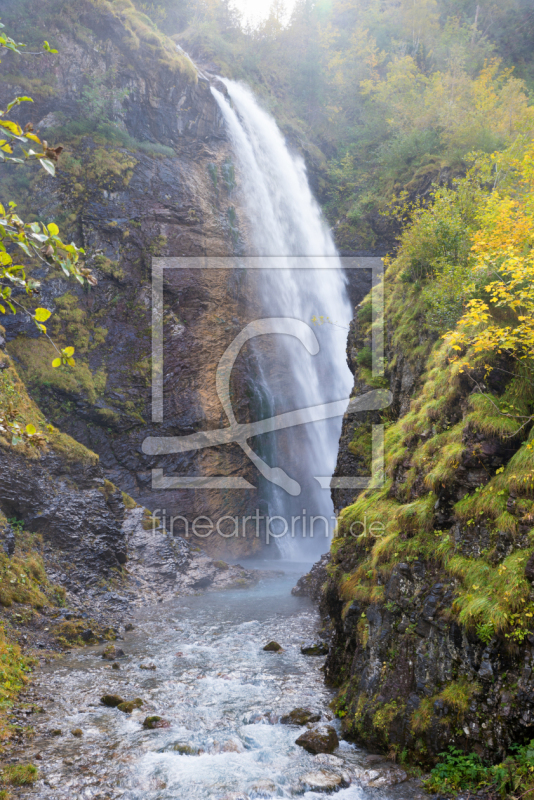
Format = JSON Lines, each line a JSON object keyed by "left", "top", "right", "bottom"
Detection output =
{"left": 212, "top": 80, "right": 353, "bottom": 559}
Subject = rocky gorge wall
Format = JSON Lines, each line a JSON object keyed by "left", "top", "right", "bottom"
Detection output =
{"left": 0, "top": 0, "right": 271, "bottom": 558}
{"left": 316, "top": 259, "right": 534, "bottom": 766}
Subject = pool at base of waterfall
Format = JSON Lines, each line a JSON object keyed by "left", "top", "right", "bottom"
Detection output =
{"left": 19, "top": 567, "right": 427, "bottom": 800}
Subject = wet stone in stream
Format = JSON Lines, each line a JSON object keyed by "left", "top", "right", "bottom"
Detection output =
{"left": 15, "top": 569, "right": 424, "bottom": 800}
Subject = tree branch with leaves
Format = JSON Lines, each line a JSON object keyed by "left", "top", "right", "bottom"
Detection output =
{"left": 0, "top": 20, "right": 97, "bottom": 447}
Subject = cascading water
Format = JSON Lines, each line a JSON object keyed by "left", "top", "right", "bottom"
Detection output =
{"left": 212, "top": 80, "right": 353, "bottom": 560}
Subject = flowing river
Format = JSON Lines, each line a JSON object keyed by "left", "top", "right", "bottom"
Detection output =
{"left": 18, "top": 568, "right": 424, "bottom": 800}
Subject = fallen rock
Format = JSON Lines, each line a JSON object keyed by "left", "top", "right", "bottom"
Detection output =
{"left": 351, "top": 766, "right": 408, "bottom": 788}
{"left": 280, "top": 707, "right": 321, "bottom": 725}
{"left": 143, "top": 715, "right": 171, "bottom": 729}
{"left": 263, "top": 641, "right": 282, "bottom": 652}
{"left": 140, "top": 663, "right": 157, "bottom": 670}
{"left": 100, "top": 694, "right": 125, "bottom": 708}
{"left": 300, "top": 641, "right": 328, "bottom": 656}
{"left": 111, "top": 662, "right": 120, "bottom": 670}
{"left": 124, "top": 623, "right": 135, "bottom": 631}
{"left": 295, "top": 726, "right": 339, "bottom": 754}
{"left": 102, "top": 645, "right": 125, "bottom": 661}
{"left": 71, "top": 728, "right": 83, "bottom": 737}
{"left": 300, "top": 770, "right": 348, "bottom": 792}
{"left": 117, "top": 698, "right": 143, "bottom": 714}
{"left": 50, "top": 729, "right": 62, "bottom": 736}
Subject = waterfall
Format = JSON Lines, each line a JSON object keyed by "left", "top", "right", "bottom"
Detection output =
{"left": 212, "top": 80, "right": 353, "bottom": 560}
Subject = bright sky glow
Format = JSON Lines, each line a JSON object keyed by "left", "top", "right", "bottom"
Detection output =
{"left": 230, "top": 0, "right": 296, "bottom": 28}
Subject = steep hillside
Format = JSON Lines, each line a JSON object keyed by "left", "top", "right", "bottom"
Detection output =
{"left": 323, "top": 139, "right": 534, "bottom": 791}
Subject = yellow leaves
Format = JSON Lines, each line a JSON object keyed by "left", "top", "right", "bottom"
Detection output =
{"left": 34, "top": 308, "right": 51, "bottom": 323}
{"left": 0, "top": 119, "right": 22, "bottom": 136}
{"left": 24, "top": 132, "right": 41, "bottom": 145}
{"left": 47, "top": 223, "right": 59, "bottom": 236}
{"left": 52, "top": 346, "right": 75, "bottom": 368}
{"left": 442, "top": 140, "right": 534, "bottom": 363}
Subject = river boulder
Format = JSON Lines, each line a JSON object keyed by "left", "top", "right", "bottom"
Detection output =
{"left": 295, "top": 725, "right": 339, "bottom": 754}
{"left": 263, "top": 641, "right": 282, "bottom": 652}
{"left": 143, "top": 715, "right": 171, "bottom": 729}
{"left": 100, "top": 694, "right": 125, "bottom": 707}
{"left": 280, "top": 707, "right": 321, "bottom": 725}
{"left": 299, "top": 770, "right": 348, "bottom": 792}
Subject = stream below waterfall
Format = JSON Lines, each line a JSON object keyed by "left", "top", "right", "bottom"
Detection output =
{"left": 16, "top": 567, "right": 426, "bottom": 800}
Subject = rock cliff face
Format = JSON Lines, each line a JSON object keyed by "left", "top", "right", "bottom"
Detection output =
{"left": 323, "top": 270, "right": 534, "bottom": 765}
{"left": 0, "top": 355, "right": 257, "bottom": 622}
{"left": 0, "top": 0, "right": 264, "bottom": 557}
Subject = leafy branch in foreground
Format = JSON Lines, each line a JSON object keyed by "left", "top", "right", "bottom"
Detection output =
{"left": 0, "top": 19, "right": 97, "bottom": 448}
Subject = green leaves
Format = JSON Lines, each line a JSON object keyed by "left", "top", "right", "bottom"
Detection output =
{"left": 0, "top": 20, "right": 97, "bottom": 367}
{"left": 39, "top": 158, "right": 56, "bottom": 176}
{"left": 6, "top": 96, "right": 33, "bottom": 112}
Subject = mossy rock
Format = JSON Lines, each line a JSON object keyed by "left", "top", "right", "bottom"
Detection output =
{"left": 102, "top": 644, "right": 125, "bottom": 660}
{"left": 117, "top": 698, "right": 143, "bottom": 714}
{"left": 100, "top": 694, "right": 125, "bottom": 707}
{"left": 263, "top": 641, "right": 283, "bottom": 652}
{"left": 143, "top": 715, "right": 171, "bottom": 729}
{"left": 71, "top": 728, "right": 83, "bottom": 737}
{"left": 301, "top": 641, "right": 329, "bottom": 656}
{"left": 170, "top": 743, "right": 199, "bottom": 754}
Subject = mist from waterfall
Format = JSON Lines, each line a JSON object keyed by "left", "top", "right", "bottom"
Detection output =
{"left": 212, "top": 80, "right": 353, "bottom": 560}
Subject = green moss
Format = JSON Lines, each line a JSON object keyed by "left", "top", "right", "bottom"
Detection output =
{"left": 8, "top": 337, "right": 106, "bottom": 405}
{"left": 0, "top": 764, "right": 38, "bottom": 786}
{"left": 372, "top": 699, "right": 405, "bottom": 742}
{"left": 0, "top": 355, "right": 99, "bottom": 465}
{"left": 94, "top": 255, "right": 124, "bottom": 281}
{"left": 348, "top": 423, "right": 372, "bottom": 470}
{"left": 122, "top": 491, "right": 138, "bottom": 509}
{"left": 0, "top": 625, "right": 32, "bottom": 743}
{"left": 448, "top": 549, "right": 533, "bottom": 633}
{"left": 50, "top": 292, "right": 108, "bottom": 354}
{"left": 88, "top": 0, "right": 197, "bottom": 81}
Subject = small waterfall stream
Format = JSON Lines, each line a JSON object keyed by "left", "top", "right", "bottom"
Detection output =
{"left": 212, "top": 81, "right": 353, "bottom": 559}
